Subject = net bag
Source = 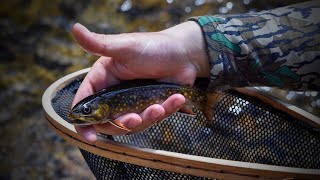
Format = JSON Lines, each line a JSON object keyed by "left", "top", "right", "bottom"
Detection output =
{"left": 43, "top": 68, "right": 320, "bottom": 179}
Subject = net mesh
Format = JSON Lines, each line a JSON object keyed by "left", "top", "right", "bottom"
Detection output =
{"left": 51, "top": 78, "right": 320, "bottom": 179}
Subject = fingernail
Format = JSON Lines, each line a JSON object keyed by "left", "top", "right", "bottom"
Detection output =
{"left": 152, "top": 110, "right": 163, "bottom": 121}
{"left": 174, "top": 99, "right": 184, "bottom": 108}
{"left": 86, "top": 132, "right": 97, "bottom": 143}
{"left": 121, "top": 118, "right": 139, "bottom": 129}
{"left": 78, "top": 126, "right": 97, "bottom": 143}
{"left": 76, "top": 23, "right": 90, "bottom": 33}
{"left": 123, "top": 121, "right": 137, "bottom": 129}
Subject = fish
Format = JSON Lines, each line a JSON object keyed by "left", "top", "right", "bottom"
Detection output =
{"left": 68, "top": 80, "right": 219, "bottom": 130}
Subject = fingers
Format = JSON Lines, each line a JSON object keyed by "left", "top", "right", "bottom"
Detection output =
{"left": 159, "top": 94, "right": 186, "bottom": 120}
{"left": 130, "top": 94, "right": 185, "bottom": 133}
{"left": 129, "top": 104, "right": 165, "bottom": 133}
{"left": 77, "top": 94, "right": 185, "bottom": 142}
{"left": 72, "top": 23, "right": 102, "bottom": 55}
{"left": 72, "top": 23, "right": 139, "bottom": 58}
{"left": 93, "top": 113, "right": 142, "bottom": 136}
{"left": 75, "top": 125, "right": 97, "bottom": 143}
{"left": 75, "top": 113, "right": 142, "bottom": 143}
{"left": 85, "top": 105, "right": 165, "bottom": 137}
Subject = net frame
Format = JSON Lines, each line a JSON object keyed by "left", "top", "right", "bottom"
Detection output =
{"left": 42, "top": 68, "right": 320, "bottom": 179}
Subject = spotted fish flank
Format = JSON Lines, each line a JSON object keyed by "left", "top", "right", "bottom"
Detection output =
{"left": 68, "top": 80, "right": 219, "bottom": 128}
{"left": 190, "top": 0, "right": 320, "bottom": 91}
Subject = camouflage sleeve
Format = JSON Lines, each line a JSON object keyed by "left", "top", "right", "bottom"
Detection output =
{"left": 189, "top": 0, "right": 320, "bottom": 91}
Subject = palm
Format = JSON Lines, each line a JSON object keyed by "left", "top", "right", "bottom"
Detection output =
{"left": 107, "top": 33, "right": 197, "bottom": 86}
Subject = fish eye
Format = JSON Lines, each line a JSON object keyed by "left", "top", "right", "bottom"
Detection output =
{"left": 82, "top": 106, "right": 92, "bottom": 114}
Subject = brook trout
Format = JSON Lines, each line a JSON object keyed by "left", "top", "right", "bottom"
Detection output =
{"left": 68, "top": 80, "right": 217, "bottom": 129}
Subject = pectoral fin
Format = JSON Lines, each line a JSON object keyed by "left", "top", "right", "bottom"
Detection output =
{"left": 178, "top": 104, "right": 195, "bottom": 115}
{"left": 109, "top": 120, "right": 132, "bottom": 132}
{"left": 176, "top": 111, "right": 197, "bottom": 118}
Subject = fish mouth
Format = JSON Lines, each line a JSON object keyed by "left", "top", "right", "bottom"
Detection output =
{"left": 66, "top": 119, "right": 93, "bottom": 125}
{"left": 67, "top": 114, "right": 111, "bottom": 125}
{"left": 67, "top": 110, "right": 112, "bottom": 125}
{"left": 67, "top": 113, "right": 92, "bottom": 125}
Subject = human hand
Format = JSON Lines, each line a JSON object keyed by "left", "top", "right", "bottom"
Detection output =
{"left": 72, "top": 21, "right": 209, "bottom": 143}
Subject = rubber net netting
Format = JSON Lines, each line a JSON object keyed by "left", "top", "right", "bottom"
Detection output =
{"left": 51, "top": 78, "right": 320, "bottom": 180}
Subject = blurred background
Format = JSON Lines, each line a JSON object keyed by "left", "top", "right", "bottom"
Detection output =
{"left": 0, "top": 0, "right": 318, "bottom": 179}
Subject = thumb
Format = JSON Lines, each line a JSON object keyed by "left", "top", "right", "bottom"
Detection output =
{"left": 72, "top": 23, "right": 137, "bottom": 57}
{"left": 75, "top": 125, "right": 97, "bottom": 143}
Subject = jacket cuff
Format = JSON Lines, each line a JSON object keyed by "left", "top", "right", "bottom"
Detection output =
{"left": 188, "top": 16, "right": 234, "bottom": 91}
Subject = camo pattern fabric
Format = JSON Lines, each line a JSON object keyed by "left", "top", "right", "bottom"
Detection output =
{"left": 190, "top": 0, "right": 320, "bottom": 91}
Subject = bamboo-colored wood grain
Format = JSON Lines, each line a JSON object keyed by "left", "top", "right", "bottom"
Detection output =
{"left": 42, "top": 68, "right": 320, "bottom": 180}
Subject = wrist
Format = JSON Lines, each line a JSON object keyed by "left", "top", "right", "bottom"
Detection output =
{"left": 162, "top": 21, "right": 210, "bottom": 78}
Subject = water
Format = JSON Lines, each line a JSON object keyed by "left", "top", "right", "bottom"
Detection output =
{"left": 0, "top": 0, "right": 316, "bottom": 179}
